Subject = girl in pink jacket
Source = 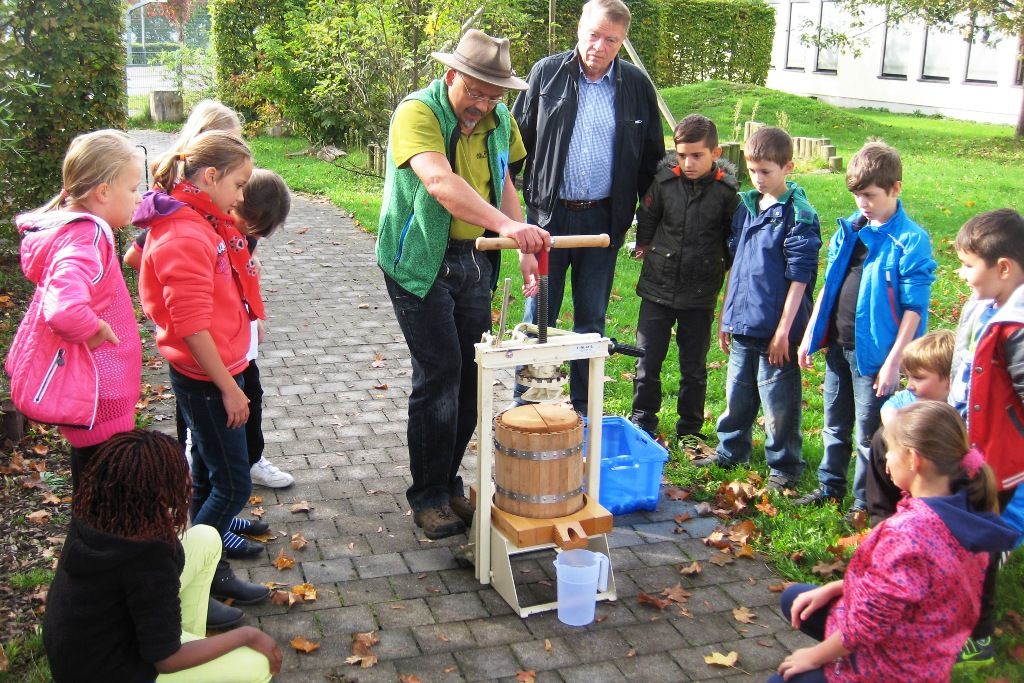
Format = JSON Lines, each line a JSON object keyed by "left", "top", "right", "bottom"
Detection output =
{"left": 772, "top": 401, "right": 1020, "bottom": 682}
{"left": 5, "top": 130, "right": 143, "bottom": 487}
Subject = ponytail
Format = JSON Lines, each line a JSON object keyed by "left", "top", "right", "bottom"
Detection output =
{"left": 152, "top": 129, "right": 251, "bottom": 192}
{"left": 883, "top": 401, "right": 998, "bottom": 512}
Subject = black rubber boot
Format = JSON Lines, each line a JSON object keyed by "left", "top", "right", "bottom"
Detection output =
{"left": 206, "top": 597, "right": 244, "bottom": 630}
{"left": 210, "top": 559, "right": 270, "bottom": 605}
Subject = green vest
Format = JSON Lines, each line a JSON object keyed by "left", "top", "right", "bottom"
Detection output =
{"left": 376, "top": 78, "right": 513, "bottom": 298}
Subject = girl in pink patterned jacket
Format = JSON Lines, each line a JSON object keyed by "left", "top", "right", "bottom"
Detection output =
{"left": 772, "top": 401, "right": 1020, "bottom": 682}
{"left": 5, "top": 130, "right": 143, "bottom": 487}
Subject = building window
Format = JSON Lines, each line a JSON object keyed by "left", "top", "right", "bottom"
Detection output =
{"left": 880, "top": 16, "right": 913, "bottom": 78}
{"left": 965, "top": 29, "right": 1000, "bottom": 83}
{"left": 786, "top": 2, "right": 811, "bottom": 70}
{"left": 922, "top": 26, "right": 957, "bottom": 81}
{"left": 815, "top": 1, "right": 841, "bottom": 72}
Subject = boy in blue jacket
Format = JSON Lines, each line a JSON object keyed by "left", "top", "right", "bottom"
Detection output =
{"left": 696, "top": 127, "right": 821, "bottom": 490}
{"left": 797, "top": 141, "right": 936, "bottom": 517}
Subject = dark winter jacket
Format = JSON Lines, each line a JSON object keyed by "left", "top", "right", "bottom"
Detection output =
{"left": 634, "top": 157, "right": 740, "bottom": 309}
{"left": 720, "top": 181, "right": 822, "bottom": 341}
{"left": 43, "top": 517, "right": 185, "bottom": 683}
{"left": 510, "top": 50, "right": 664, "bottom": 238}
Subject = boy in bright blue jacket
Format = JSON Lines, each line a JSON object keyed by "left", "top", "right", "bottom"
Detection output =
{"left": 697, "top": 127, "right": 821, "bottom": 491}
{"left": 796, "top": 141, "right": 936, "bottom": 517}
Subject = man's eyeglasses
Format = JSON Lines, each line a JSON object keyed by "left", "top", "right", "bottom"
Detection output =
{"left": 461, "top": 80, "right": 505, "bottom": 105}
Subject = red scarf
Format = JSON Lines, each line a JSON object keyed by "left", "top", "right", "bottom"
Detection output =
{"left": 171, "top": 181, "right": 266, "bottom": 320}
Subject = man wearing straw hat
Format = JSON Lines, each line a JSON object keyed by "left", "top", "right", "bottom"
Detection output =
{"left": 512, "top": 0, "right": 664, "bottom": 415}
{"left": 377, "top": 29, "right": 550, "bottom": 540}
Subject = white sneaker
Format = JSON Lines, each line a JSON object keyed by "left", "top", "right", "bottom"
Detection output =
{"left": 250, "top": 457, "right": 294, "bottom": 488}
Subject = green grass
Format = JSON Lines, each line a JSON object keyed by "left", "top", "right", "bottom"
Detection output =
{"left": 0, "top": 628, "right": 49, "bottom": 683}
{"left": 8, "top": 569, "right": 53, "bottom": 591}
{"left": 131, "top": 79, "right": 1024, "bottom": 678}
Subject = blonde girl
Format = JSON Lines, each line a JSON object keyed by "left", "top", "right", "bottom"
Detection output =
{"left": 5, "top": 130, "right": 143, "bottom": 487}
{"left": 772, "top": 401, "right": 1019, "bottom": 682}
{"left": 134, "top": 129, "right": 270, "bottom": 607}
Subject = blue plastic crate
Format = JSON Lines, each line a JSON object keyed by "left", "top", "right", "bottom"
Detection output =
{"left": 583, "top": 416, "right": 669, "bottom": 515}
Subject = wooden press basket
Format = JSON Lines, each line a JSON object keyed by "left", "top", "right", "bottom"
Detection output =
{"left": 493, "top": 404, "right": 584, "bottom": 518}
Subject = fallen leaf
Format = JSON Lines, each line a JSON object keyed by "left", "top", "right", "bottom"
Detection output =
{"left": 514, "top": 671, "right": 537, "bottom": 683}
{"left": 40, "top": 492, "right": 61, "bottom": 505}
{"left": 755, "top": 494, "right": 778, "bottom": 517}
{"left": 735, "top": 544, "right": 756, "bottom": 559}
{"left": 243, "top": 531, "right": 275, "bottom": 542}
{"left": 704, "top": 650, "right": 739, "bottom": 668}
{"left": 661, "top": 583, "right": 691, "bottom": 603}
{"left": 371, "top": 352, "right": 386, "bottom": 368}
{"left": 290, "top": 636, "right": 320, "bottom": 653}
{"left": 248, "top": 495, "right": 264, "bottom": 505}
{"left": 399, "top": 676, "right": 423, "bottom": 683}
{"left": 680, "top": 561, "right": 702, "bottom": 576}
{"left": 443, "top": 667, "right": 458, "bottom": 673}
{"left": 0, "top": 644, "right": 7, "bottom": 672}
{"left": 637, "top": 592, "right": 671, "bottom": 610}
{"left": 767, "top": 581, "right": 792, "bottom": 593}
{"left": 32, "top": 444, "right": 49, "bottom": 456}
{"left": 727, "top": 519, "right": 757, "bottom": 544}
{"left": 732, "top": 606, "right": 757, "bottom": 624}
{"left": 372, "top": 383, "right": 388, "bottom": 390}
{"left": 296, "top": 227, "right": 310, "bottom": 234}
{"left": 674, "top": 512, "right": 692, "bottom": 525}
{"left": 812, "top": 559, "right": 846, "bottom": 578}
{"left": 626, "top": 648, "right": 637, "bottom": 657}
{"left": 347, "top": 631, "right": 380, "bottom": 668}
{"left": 273, "top": 547, "right": 296, "bottom": 571}
{"left": 709, "top": 552, "right": 734, "bottom": 566}
{"left": 292, "top": 583, "right": 317, "bottom": 601}
{"left": 847, "top": 508, "right": 868, "bottom": 530}
{"left": 250, "top": 506, "right": 266, "bottom": 519}
{"left": 26, "top": 510, "right": 50, "bottom": 525}
{"left": 290, "top": 533, "right": 308, "bottom": 550}
{"left": 290, "top": 501, "right": 314, "bottom": 513}
{"left": 544, "top": 638, "right": 553, "bottom": 653}
{"left": 436, "top": 633, "right": 450, "bottom": 642}
{"left": 271, "top": 589, "right": 302, "bottom": 608}
{"left": 693, "top": 502, "right": 713, "bottom": 516}
{"left": 664, "top": 486, "right": 691, "bottom": 501}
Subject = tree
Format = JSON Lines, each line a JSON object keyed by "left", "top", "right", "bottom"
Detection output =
{"left": 154, "top": 0, "right": 196, "bottom": 44}
{"left": 815, "top": 1, "right": 1024, "bottom": 136}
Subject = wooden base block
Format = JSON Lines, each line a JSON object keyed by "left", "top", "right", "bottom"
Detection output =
{"left": 471, "top": 487, "right": 612, "bottom": 549}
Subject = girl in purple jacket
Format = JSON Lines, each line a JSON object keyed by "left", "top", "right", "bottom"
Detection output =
{"left": 772, "top": 401, "right": 1019, "bottom": 682}
{"left": 5, "top": 130, "right": 144, "bottom": 487}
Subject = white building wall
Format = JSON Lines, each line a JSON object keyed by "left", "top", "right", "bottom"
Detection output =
{"left": 764, "top": 1, "right": 1022, "bottom": 125}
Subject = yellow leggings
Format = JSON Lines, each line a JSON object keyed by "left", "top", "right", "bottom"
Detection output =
{"left": 157, "top": 525, "right": 272, "bottom": 683}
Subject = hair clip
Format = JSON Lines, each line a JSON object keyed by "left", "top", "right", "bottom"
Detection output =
{"left": 961, "top": 447, "right": 985, "bottom": 478}
{"left": 178, "top": 153, "right": 187, "bottom": 162}
{"left": 59, "top": 188, "right": 69, "bottom": 199}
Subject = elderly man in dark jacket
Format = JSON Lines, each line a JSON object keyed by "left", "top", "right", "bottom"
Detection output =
{"left": 511, "top": 0, "right": 665, "bottom": 414}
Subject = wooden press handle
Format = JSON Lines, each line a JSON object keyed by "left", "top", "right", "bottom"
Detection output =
{"left": 475, "top": 234, "right": 611, "bottom": 251}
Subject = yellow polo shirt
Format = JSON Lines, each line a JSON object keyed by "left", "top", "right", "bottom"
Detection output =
{"left": 390, "top": 100, "right": 527, "bottom": 240}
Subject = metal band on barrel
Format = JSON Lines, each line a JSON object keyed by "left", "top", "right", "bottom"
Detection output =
{"left": 493, "top": 483, "right": 584, "bottom": 504}
{"left": 493, "top": 439, "right": 582, "bottom": 461}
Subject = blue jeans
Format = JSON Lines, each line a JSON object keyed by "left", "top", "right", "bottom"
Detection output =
{"left": 169, "top": 366, "right": 251, "bottom": 536}
{"left": 384, "top": 240, "right": 492, "bottom": 511}
{"left": 715, "top": 334, "right": 805, "bottom": 482}
{"left": 520, "top": 201, "right": 620, "bottom": 413}
{"left": 631, "top": 300, "right": 713, "bottom": 437}
{"left": 818, "top": 345, "right": 887, "bottom": 506}
{"left": 765, "top": 583, "right": 832, "bottom": 683}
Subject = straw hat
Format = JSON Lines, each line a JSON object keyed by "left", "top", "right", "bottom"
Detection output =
{"left": 431, "top": 29, "right": 528, "bottom": 91}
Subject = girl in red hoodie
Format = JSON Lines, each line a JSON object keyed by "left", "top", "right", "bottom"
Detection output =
{"left": 6, "top": 130, "right": 143, "bottom": 487}
{"left": 134, "top": 130, "right": 269, "bottom": 607}
{"left": 772, "top": 401, "right": 1019, "bottom": 682}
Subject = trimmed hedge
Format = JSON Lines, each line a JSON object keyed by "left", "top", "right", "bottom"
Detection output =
{"left": 655, "top": 0, "right": 774, "bottom": 86}
{"left": 0, "top": 0, "right": 127, "bottom": 228}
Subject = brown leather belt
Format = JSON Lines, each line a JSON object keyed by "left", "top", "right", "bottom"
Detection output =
{"left": 559, "top": 198, "right": 609, "bottom": 211}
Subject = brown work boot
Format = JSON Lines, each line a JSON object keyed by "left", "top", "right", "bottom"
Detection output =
{"left": 449, "top": 495, "right": 475, "bottom": 527}
{"left": 413, "top": 504, "right": 466, "bottom": 540}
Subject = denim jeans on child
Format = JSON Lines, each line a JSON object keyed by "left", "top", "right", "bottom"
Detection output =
{"left": 764, "top": 583, "right": 833, "bottom": 683}
{"left": 630, "top": 300, "right": 714, "bottom": 437}
{"left": 169, "top": 366, "right": 252, "bottom": 535}
{"left": 819, "top": 345, "right": 887, "bottom": 506}
{"left": 520, "top": 200, "right": 619, "bottom": 414}
{"left": 715, "top": 334, "right": 805, "bottom": 482}
{"left": 385, "top": 240, "right": 492, "bottom": 512}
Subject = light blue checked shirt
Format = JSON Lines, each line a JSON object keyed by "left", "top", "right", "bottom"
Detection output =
{"left": 560, "top": 62, "right": 616, "bottom": 200}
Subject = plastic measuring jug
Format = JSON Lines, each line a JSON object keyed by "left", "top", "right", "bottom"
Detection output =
{"left": 553, "top": 549, "right": 609, "bottom": 626}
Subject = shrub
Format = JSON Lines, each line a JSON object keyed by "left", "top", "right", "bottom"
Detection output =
{"left": 0, "top": 0, "right": 127, "bottom": 230}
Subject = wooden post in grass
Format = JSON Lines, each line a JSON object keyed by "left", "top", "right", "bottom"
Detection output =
{"left": 821, "top": 144, "right": 837, "bottom": 160}
{"left": 828, "top": 156, "right": 844, "bottom": 173}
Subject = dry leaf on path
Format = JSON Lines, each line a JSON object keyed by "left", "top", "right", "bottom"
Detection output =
{"left": 626, "top": 648, "right": 637, "bottom": 657}
{"left": 41, "top": 492, "right": 61, "bottom": 505}
{"left": 250, "top": 506, "right": 266, "bottom": 519}
{"left": 514, "top": 671, "right": 537, "bottom": 683}
{"left": 755, "top": 494, "right": 778, "bottom": 517}
{"left": 544, "top": 638, "right": 553, "bottom": 653}
{"left": 735, "top": 544, "right": 756, "bottom": 559}
{"left": 271, "top": 590, "right": 302, "bottom": 608}
{"left": 292, "top": 583, "right": 317, "bottom": 601}
{"left": 704, "top": 650, "right": 739, "bottom": 668}
{"left": 661, "top": 583, "right": 691, "bottom": 603}
{"left": 674, "top": 512, "right": 692, "bottom": 525}
{"left": 290, "top": 636, "right": 320, "bottom": 653}
{"left": 347, "top": 631, "right": 379, "bottom": 669}
{"left": 290, "top": 501, "right": 314, "bottom": 513}
{"left": 664, "top": 486, "right": 691, "bottom": 501}
{"left": 637, "top": 592, "right": 671, "bottom": 610}
{"left": 249, "top": 495, "right": 263, "bottom": 505}
{"left": 26, "top": 510, "right": 50, "bottom": 525}
{"left": 273, "top": 547, "right": 296, "bottom": 571}
{"left": 767, "top": 581, "right": 792, "bottom": 593}
{"left": 371, "top": 352, "right": 386, "bottom": 368}
{"left": 732, "top": 606, "right": 757, "bottom": 624}
{"left": 399, "top": 676, "right": 423, "bottom": 683}
{"left": 372, "top": 382, "right": 388, "bottom": 390}
{"left": 709, "top": 552, "right": 734, "bottom": 567}
{"left": 290, "top": 533, "right": 308, "bottom": 550}
{"left": 680, "top": 561, "right": 702, "bottom": 576}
